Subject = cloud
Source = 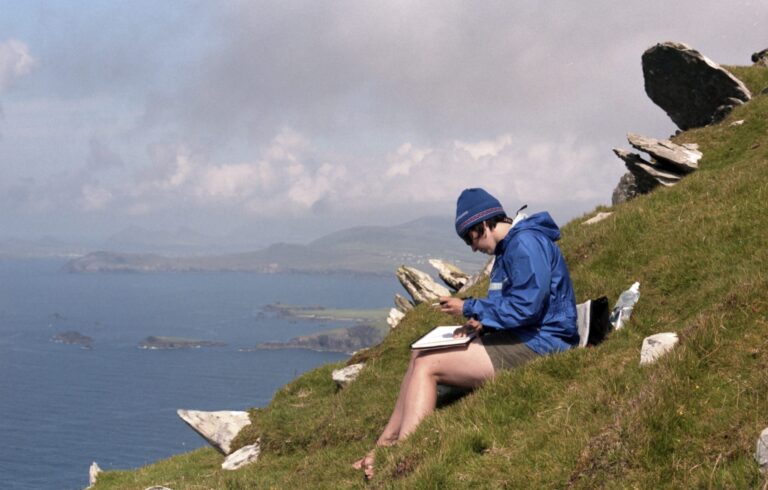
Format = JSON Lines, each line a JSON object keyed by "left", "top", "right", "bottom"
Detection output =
{"left": 0, "top": 39, "right": 35, "bottom": 91}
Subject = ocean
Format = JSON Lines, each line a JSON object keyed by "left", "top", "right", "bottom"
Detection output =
{"left": 0, "top": 258, "right": 399, "bottom": 489}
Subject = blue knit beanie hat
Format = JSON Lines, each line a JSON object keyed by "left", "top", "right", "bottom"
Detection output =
{"left": 454, "top": 188, "right": 505, "bottom": 237}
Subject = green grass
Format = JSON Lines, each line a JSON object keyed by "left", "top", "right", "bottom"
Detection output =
{"left": 94, "top": 65, "right": 768, "bottom": 489}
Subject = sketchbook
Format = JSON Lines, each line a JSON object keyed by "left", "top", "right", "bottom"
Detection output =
{"left": 410, "top": 326, "right": 476, "bottom": 351}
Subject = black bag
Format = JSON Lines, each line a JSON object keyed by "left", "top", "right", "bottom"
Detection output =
{"left": 587, "top": 296, "right": 611, "bottom": 346}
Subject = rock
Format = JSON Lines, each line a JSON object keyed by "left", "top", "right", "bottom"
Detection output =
{"left": 612, "top": 172, "right": 641, "bottom": 205}
{"left": 394, "top": 293, "right": 414, "bottom": 313}
{"left": 332, "top": 363, "right": 364, "bottom": 388}
{"left": 222, "top": 440, "right": 261, "bottom": 470}
{"left": 613, "top": 149, "right": 683, "bottom": 188}
{"left": 144, "top": 487, "right": 173, "bottom": 490}
{"left": 582, "top": 212, "right": 613, "bottom": 225}
{"left": 428, "top": 259, "right": 469, "bottom": 291}
{"left": 730, "top": 119, "right": 745, "bottom": 127}
{"left": 87, "top": 461, "right": 101, "bottom": 488}
{"left": 52, "top": 331, "right": 93, "bottom": 349}
{"left": 757, "top": 427, "right": 768, "bottom": 474}
{"left": 626, "top": 133, "right": 701, "bottom": 174}
{"left": 752, "top": 48, "right": 768, "bottom": 67}
{"left": 642, "top": 42, "right": 751, "bottom": 130}
{"left": 458, "top": 258, "right": 494, "bottom": 293}
{"left": 640, "top": 332, "right": 679, "bottom": 365}
{"left": 176, "top": 409, "right": 251, "bottom": 455}
{"left": 396, "top": 266, "right": 451, "bottom": 304}
{"left": 386, "top": 307, "right": 405, "bottom": 329}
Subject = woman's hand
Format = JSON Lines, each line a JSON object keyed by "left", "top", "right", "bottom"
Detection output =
{"left": 453, "top": 318, "right": 483, "bottom": 338}
{"left": 438, "top": 296, "right": 464, "bottom": 316}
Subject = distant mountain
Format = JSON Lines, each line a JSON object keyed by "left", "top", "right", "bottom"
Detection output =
{"left": 66, "top": 216, "right": 486, "bottom": 275}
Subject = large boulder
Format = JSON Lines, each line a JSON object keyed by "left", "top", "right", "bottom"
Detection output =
{"left": 643, "top": 42, "right": 751, "bottom": 130}
{"left": 396, "top": 266, "right": 451, "bottom": 304}
{"left": 752, "top": 48, "right": 768, "bottom": 67}
{"left": 428, "top": 259, "right": 469, "bottom": 291}
{"left": 613, "top": 149, "right": 681, "bottom": 189}
{"left": 176, "top": 409, "right": 251, "bottom": 455}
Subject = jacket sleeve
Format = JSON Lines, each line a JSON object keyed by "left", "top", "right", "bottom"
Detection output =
{"left": 462, "top": 234, "right": 551, "bottom": 329}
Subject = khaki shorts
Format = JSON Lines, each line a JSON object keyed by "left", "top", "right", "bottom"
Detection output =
{"left": 480, "top": 329, "right": 539, "bottom": 372}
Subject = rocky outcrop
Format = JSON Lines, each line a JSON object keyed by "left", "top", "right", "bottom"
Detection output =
{"left": 642, "top": 42, "right": 751, "bottom": 130}
{"left": 394, "top": 293, "right": 414, "bottom": 313}
{"left": 387, "top": 308, "right": 405, "bottom": 329}
{"left": 222, "top": 441, "right": 261, "bottom": 470}
{"left": 612, "top": 133, "right": 702, "bottom": 202}
{"left": 428, "top": 259, "right": 469, "bottom": 291}
{"left": 176, "top": 410, "right": 251, "bottom": 455}
{"left": 396, "top": 266, "right": 451, "bottom": 304}
{"left": 752, "top": 48, "right": 768, "bottom": 67}
{"left": 458, "top": 258, "right": 494, "bottom": 293}
{"left": 87, "top": 462, "right": 101, "bottom": 488}
{"left": 640, "top": 332, "right": 679, "bottom": 365}
{"left": 332, "top": 363, "right": 365, "bottom": 388}
{"left": 627, "top": 133, "right": 701, "bottom": 174}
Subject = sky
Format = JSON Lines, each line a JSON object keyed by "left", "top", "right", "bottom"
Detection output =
{"left": 1, "top": 1, "right": 766, "bottom": 247}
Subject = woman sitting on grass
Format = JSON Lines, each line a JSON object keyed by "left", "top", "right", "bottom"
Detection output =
{"left": 353, "top": 188, "right": 579, "bottom": 480}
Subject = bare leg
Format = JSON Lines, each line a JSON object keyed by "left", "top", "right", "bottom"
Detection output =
{"left": 354, "top": 339, "right": 494, "bottom": 479}
{"left": 397, "top": 339, "right": 494, "bottom": 439}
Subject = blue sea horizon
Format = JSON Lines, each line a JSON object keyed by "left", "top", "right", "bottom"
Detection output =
{"left": 0, "top": 258, "right": 398, "bottom": 489}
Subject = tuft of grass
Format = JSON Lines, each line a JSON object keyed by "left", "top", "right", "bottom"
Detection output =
{"left": 94, "top": 65, "right": 768, "bottom": 489}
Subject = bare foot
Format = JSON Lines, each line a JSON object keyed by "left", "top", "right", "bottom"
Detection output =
{"left": 352, "top": 450, "right": 375, "bottom": 480}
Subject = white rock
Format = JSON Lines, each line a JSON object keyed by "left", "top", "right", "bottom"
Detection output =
{"left": 393, "top": 293, "right": 414, "bottom": 313}
{"left": 387, "top": 307, "right": 405, "bottom": 329}
{"left": 640, "top": 332, "right": 679, "bottom": 365}
{"left": 757, "top": 427, "right": 768, "bottom": 474}
{"left": 176, "top": 409, "right": 251, "bottom": 455}
{"left": 222, "top": 440, "right": 261, "bottom": 470}
{"left": 87, "top": 461, "right": 101, "bottom": 488}
{"left": 428, "top": 259, "right": 469, "bottom": 290}
{"left": 332, "top": 363, "right": 365, "bottom": 388}
{"left": 396, "top": 266, "right": 451, "bottom": 304}
{"left": 144, "top": 487, "right": 173, "bottom": 490}
{"left": 730, "top": 119, "right": 745, "bottom": 127}
{"left": 582, "top": 212, "right": 613, "bottom": 225}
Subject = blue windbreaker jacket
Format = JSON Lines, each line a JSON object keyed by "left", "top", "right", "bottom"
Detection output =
{"left": 462, "top": 212, "right": 579, "bottom": 354}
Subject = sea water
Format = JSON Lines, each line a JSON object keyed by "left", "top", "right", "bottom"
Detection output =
{"left": 0, "top": 258, "right": 399, "bottom": 489}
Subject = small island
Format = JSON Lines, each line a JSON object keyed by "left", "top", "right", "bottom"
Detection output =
{"left": 248, "top": 324, "right": 384, "bottom": 353}
{"left": 138, "top": 336, "right": 226, "bottom": 350}
{"left": 51, "top": 331, "right": 93, "bottom": 349}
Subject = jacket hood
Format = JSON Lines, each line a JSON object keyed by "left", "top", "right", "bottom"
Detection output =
{"left": 509, "top": 211, "right": 561, "bottom": 241}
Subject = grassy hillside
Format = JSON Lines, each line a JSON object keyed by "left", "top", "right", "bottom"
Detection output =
{"left": 93, "top": 65, "right": 768, "bottom": 489}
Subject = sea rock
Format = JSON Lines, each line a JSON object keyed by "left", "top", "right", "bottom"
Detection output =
{"left": 582, "top": 212, "right": 613, "bottom": 225}
{"left": 626, "top": 133, "right": 701, "bottom": 174}
{"left": 428, "top": 259, "right": 469, "bottom": 291}
{"left": 176, "top": 409, "right": 251, "bottom": 455}
{"left": 332, "top": 363, "right": 364, "bottom": 388}
{"left": 52, "top": 331, "right": 93, "bottom": 349}
{"left": 752, "top": 48, "right": 768, "bottom": 67}
{"left": 757, "top": 427, "right": 768, "bottom": 474}
{"left": 222, "top": 440, "right": 261, "bottom": 470}
{"left": 458, "top": 258, "right": 494, "bottom": 293}
{"left": 387, "top": 307, "right": 405, "bottom": 329}
{"left": 396, "top": 266, "right": 451, "bottom": 304}
{"left": 87, "top": 461, "right": 101, "bottom": 488}
{"left": 640, "top": 332, "right": 679, "bottom": 365}
{"left": 642, "top": 42, "right": 751, "bottom": 130}
{"left": 613, "top": 149, "right": 682, "bottom": 188}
